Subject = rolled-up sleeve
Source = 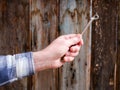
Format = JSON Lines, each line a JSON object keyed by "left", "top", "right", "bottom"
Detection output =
{"left": 0, "top": 52, "right": 35, "bottom": 86}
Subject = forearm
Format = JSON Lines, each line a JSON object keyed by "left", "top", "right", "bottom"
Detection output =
{"left": 0, "top": 34, "right": 83, "bottom": 86}
{"left": 0, "top": 50, "right": 53, "bottom": 86}
{"left": 33, "top": 51, "right": 42, "bottom": 72}
{"left": 33, "top": 51, "right": 52, "bottom": 72}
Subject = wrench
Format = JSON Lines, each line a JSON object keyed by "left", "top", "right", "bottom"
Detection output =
{"left": 81, "top": 13, "right": 99, "bottom": 35}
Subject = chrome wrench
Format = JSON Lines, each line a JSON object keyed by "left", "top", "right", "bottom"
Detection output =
{"left": 81, "top": 13, "right": 99, "bottom": 35}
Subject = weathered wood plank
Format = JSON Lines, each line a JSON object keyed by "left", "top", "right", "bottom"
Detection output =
{"left": 30, "top": 0, "right": 59, "bottom": 90}
{"left": 116, "top": 1, "right": 120, "bottom": 90}
{"left": 59, "top": 0, "right": 91, "bottom": 90}
{"left": 0, "top": 0, "right": 30, "bottom": 90}
{"left": 91, "top": 0, "right": 118, "bottom": 90}
{"left": 0, "top": 0, "right": 119, "bottom": 90}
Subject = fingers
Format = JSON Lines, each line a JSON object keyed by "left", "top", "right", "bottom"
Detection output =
{"left": 61, "top": 45, "right": 81, "bottom": 62}
{"left": 66, "top": 34, "right": 83, "bottom": 47}
{"left": 61, "top": 52, "right": 79, "bottom": 62}
{"left": 78, "top": 38, "right": 84, "bottom": 45}
{"left": 59, "top": 34, "right": 83, "bottom": 63}
{"left": 64, "top": 34, "right": 82, "bottom": 39}
{"left": 63, "top": 56, "right": 74, "bottom": 62}
{"left": 66, "top": 52, "right": 79, "bottom": 57}
{"left": 64, "top": 34, "right": 79, "bottom": 39}
{"left": 69, "top": 45, "right": 81, "bottom": 52}
{"left": 65, "top": 51, "right": 79, "bottom": 57}
{"left": 61, "top": 51, "right": 79, "bottom": 62}
{"left": 65, "top": 46, "right": 81, "bottom": 57}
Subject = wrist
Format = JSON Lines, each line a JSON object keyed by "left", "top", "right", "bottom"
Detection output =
{"left": 33, "top": 51, "right": 42, "bottom": 72}
{"left": 33, "top": 50, "right": 51, "bottom": 72}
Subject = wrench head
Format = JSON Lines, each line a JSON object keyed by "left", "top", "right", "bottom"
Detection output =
{"left": 91, "top": 13, "right": 99, "bottom": 20}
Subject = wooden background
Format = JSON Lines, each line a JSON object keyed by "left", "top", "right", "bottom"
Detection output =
{"left": 0, "top": 0, "right": 119, "bottom": 90}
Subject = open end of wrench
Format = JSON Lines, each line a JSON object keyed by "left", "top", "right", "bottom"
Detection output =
{"left": 91, "top": 13, "right": 99, "bottom": 20}
{"left": 81, "top": 13, "right": 99, "bottom": 35}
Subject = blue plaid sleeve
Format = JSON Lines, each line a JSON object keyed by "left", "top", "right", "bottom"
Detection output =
{"left": 0, "top": 52, "right": 35, "bottom": 86}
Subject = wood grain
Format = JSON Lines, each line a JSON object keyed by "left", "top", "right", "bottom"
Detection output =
{"left": 30, "top": 0, "right": 59, "bottom": 90}
{"left": 59, "top": 0, "right": 91, "bottom": 90}
{"left": 116, "top": 1, "right": 120, "bottom": 90}
{"left": 0, "top": 0, "right": 30, "bottom": 90}
{"left": 91, "top": 0, "right": 118, "bottom": 90}
{"left": 0, "top": 0, "right": 119, "bottom": 90}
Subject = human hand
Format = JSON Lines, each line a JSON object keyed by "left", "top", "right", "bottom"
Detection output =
{"left": 33, "top": 34, "right": 83, "bottom": 72}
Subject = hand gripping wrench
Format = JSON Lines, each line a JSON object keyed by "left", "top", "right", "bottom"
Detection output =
{"left": 61, "top": 13, "right": 99, "bottom": 62}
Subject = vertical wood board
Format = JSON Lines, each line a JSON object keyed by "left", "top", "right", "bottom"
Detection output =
{"left": 91, "top": 0, "right": 118, "bottom": 90}
{"left": 30, "top": 0, "right": 59, "bottom": 90}
{"left": 59, "top": 0, "right": 91, "bottom": 90}
{"left": 0, "top": 0, "right": 30, "bottom": 90}
{"left": 116, "top": 1, "right": 120, "bottom": 90}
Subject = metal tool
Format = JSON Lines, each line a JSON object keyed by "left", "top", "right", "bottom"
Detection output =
{"left": 81, "top": 13, "right": 99, "bottom": 35}
{"left": 61, "top": 13, "right": 99, "bottom": 62}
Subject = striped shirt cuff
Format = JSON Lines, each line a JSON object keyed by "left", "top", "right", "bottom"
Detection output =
{"left": 0, "top": 52, "right": 35, "bottom": 86}
{"left": 15, "top": 52, "right": 35, "bottom": 78}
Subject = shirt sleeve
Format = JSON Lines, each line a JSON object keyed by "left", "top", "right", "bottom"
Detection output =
{"left": 0, "top": 52, "right": 35, "bottom": 86}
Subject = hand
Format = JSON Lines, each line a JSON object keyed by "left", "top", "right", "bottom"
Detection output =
{"left": 33, "top": 34, "right": 83, "bottom": 72}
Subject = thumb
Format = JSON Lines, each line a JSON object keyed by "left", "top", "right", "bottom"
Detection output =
{"left": 67, "top": 36, "right": 82, "bottom": 47}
